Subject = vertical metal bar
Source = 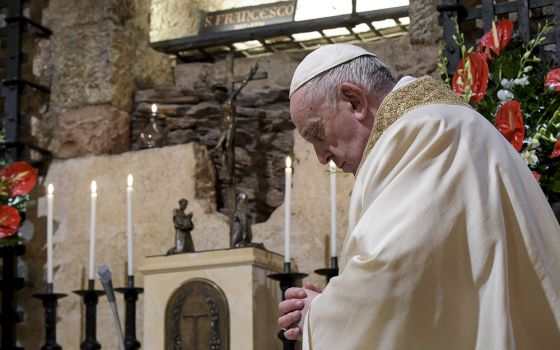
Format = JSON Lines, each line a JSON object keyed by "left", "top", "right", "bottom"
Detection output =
{"left": 553, "top": 0, "right": 560, "bottom": 64}
{"left": 1, "top": 247, "right": 17, "bottom": 350}
{"left": 517, "top": 0, "right": 530, "bottom": 41}
{"left": 482, "top": 0, "right": 494, "bottom": 32}
{"left": 3, "top": 0, "right": 24, "bottom": 161}
{"left": 439, "top": 0, "right": 462, "bottom": 72}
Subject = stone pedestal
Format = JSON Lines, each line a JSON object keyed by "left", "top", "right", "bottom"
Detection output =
{"left": 140, "top": 247, "right": 284, "bottom": 350}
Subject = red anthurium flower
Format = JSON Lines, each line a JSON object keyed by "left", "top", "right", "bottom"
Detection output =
{"left": 452, "top": 51, "right": 489, "bottom": 104}
{"left": 551, "top": 139, "right": 560, "bottom": 158}
{"left": 0, "top": 162, "right": 38, "bottom": 196}
{"left": 545, "top": 68, "right": 560, "bottom": 92}
{"left": 531, "top": 170, "right": 541, "bottom": 182}
{"left": 478, "top": 19, "right": 514, "bottom": 60}
{"left": 494, "top": 100, "right": 525, "bottom": 151}
{"left": 0, "top": 205, "right": 21, "bottom": 238}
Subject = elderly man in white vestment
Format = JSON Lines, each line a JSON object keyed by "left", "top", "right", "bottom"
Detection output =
{"left": 278, "top": 43, "right": 560, "bottom": 349}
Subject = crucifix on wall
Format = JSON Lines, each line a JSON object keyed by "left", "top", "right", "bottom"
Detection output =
{"left": 211, "top": 53, "right": 267, "bottom": 246}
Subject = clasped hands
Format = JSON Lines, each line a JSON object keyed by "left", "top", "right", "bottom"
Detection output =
{"left": 278, "top": 282, "right": 322, "bottom": 340}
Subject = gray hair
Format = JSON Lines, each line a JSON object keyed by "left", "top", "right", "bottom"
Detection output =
{"left": 302, "top": 55, "right": 396, "bottom": 110}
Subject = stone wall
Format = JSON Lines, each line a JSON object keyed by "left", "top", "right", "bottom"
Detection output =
{"left": 32, "top": 0, "right": 174, "bottom": 158}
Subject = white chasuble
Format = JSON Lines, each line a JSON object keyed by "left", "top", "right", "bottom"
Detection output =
{"left": 303, "top": 77, "right": 560, "bottom": 349}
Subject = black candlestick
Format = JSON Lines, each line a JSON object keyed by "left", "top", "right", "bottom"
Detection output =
{"left": 314, "top": 256, "right": 339, "bottom": 283}
{"left": 268, "top": 262, "right": 308, "bottom": 350}
{"left": 115, "top": 276, "right": 143, "bottom": 350}
{"left": 33, "top": 283, "right": 67, "bottom": 350}
{"left": 74, "top": 279, "right": 105, "bottom": 350}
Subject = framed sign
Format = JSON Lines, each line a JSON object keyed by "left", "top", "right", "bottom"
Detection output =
{"left": 200, "top": 1, "right": 296, "bottom": 34}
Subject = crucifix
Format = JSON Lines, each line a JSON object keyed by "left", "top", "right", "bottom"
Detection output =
{"left": 212, "top": 53, "right": 267, "bottom": 246}
{"left": 182, "top": 312, "right": 209, "bottom": 349}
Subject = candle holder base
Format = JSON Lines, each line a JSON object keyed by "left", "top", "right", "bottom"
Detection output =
{"left": 115, "top": 279, "right": 143, "bottom": 350}
{"left": 314, "top": 256, "right": 339, "bottom": 283}
{"left": 314, "top": 267, "right": 339, "bottom": 283}
{"left": 268, "top": 263, "right": 308, "bottom": 350}
{"left": 33, "top": 288, "right": 67, "bottom": 350}
{"left": 74, "top": 285, "right": 105, "bottom": 350}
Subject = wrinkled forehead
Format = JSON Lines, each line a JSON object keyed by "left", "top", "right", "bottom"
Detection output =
{"left": 290, "top": 89, "right": 321, "bottom": 134}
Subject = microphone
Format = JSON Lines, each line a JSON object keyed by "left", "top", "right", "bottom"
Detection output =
{"left": 97, "top": 264, "right": 125, "bottom": 350}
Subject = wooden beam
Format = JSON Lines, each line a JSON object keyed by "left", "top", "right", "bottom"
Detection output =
{"left": 151, "top": 6, "right": 408, "bottom": 54}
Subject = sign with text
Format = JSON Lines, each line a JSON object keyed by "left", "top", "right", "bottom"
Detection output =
{"left": 200, "top": 1, "right": 296, "bottom": 34}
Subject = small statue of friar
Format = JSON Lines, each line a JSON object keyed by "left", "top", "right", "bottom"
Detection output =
{"left": 167, "top": 199, "right": 195, "bottom": 255}
{"left": 231, "top": 193, "right": 265, "bottom": 249}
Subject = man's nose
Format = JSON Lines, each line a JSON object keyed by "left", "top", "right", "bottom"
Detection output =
{"left": 313, "top": 144, "right": 329, "bottom": 165}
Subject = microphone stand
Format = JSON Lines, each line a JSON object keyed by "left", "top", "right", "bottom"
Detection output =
{"left": 115, "top": 275, "right": 143, "bottom": 350}
{"left": 97, "top": 264, "right": 125, "bottom": 350}
{"left": 73, "top": 279, "right": 105, "bottom": 350}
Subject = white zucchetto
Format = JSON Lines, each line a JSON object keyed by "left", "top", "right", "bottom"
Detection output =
{"left": 289, "top": 43, "right": 377, "bottom": 97}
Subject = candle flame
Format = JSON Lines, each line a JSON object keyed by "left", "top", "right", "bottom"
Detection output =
{"left": 47, "top": 183, "right": 54, "bottom": 195}
{"left": 127, "top": 174, "right": 133, "bottom": 187}
{"left": 151, "top": 103, "right": 157, "bottom": 114}
{"left": 91, "top": 180, "right": 97, "bottom": 194}
{"left": 329, "top": 160, "right": 337, "bottom": 172}
{"left": 286, "top": 156, "right": 292, "bottom": 168}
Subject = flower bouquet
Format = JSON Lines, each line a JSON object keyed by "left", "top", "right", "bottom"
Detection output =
{"left": 440, "top": 20, "right": 560, "bottom": 203}
{"left": 0, "top": 151, "right": 38, "bottom": 245}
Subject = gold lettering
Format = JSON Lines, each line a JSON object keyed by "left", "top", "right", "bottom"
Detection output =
{"left": 234, "top": 11, "right": 243, "bottom": 23}
{"left": 268, "top": 7, "right": 277, "bottom": 17}
{"left": 215, "top": 14, "right": 225, "bottom": 25}
{"left": 259, "top": 9, "right": 268, "bottom": 19}
{"left": 204, "top": 16, "right": 213, "bottom": 27}
{"left": 249, "top": 9, "right": 259, "bottom": 21}
{"left": 224, "top": 13, "right": 234, "bottom": 24}
{"left": 286, "top": 5, "right": 295, "bottom": 16}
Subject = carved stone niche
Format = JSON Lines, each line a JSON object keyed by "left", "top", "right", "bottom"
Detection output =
{"left": 166, "top": 279, "right": 229, "bottom": 350}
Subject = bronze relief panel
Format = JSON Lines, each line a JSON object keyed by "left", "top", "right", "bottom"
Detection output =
{"left": 165, "top": 279, "right": 229, "bottom": 350}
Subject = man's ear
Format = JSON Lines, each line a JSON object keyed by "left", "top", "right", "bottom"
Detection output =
{"left": 338, "top": 83, "right": 368, "bottom": 121}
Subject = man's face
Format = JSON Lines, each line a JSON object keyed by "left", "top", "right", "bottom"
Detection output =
{"left": 290, "top": 87, "right": 372, "bottom": 174}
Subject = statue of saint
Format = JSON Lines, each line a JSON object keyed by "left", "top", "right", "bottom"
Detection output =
{"left": 167, "top": 199, "right": 195, "bottom": 255}
{"left": 231, "top": 193, "right": 265, "bottom": 250}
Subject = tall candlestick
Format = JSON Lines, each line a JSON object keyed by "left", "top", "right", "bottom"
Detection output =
{"left": 47, "top": 184, "right": 54, "bottom": 284}
{"left": 127, "top": 174, "right": 134, "bottom": 277}
{"left": 284, "top": 156, "right": 292, "bottom": 263}
{"left": 89, "top": 180, "right": 97, "bottom": 281}
{"left": 329, "top": 161, "right": 337, "bottom": 258}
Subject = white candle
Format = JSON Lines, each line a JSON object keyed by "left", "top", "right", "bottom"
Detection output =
{"left": 284, "top": 156, "right": 292, "bottom": 263}
{"left": 127, "top": 174, "right": 134, "bottom": 276}
{"left": 47, "top": 184, "right": 54, "bottom": 284}
{"left": 151, "top": 103, "right": 157, "bottom": 116}
{"left": 89, "top": 180, "right": 97, "bottom": 281}
{"left": 329, "top": 161, "right": 337, "bottom": 258}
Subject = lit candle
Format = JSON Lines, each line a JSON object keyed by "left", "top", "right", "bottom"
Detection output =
{"left": 151, "top": 103, "right": 157, "bottom": 116}
{"left": 47, "top": 184, "right": 54, "bottom": 284}
{"left": 127, "top": 174, "right": 134, "bottom": 277}
{"left": 284, "top": 156, "right": 292, "bottom": 263}
{"left": 329, "top": 161, "right": 337, "bottom": 258}
{"left": 89, "top": 180, "right": 97, "bottom": 281}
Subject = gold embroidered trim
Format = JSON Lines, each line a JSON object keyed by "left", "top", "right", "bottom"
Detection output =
{"left": 357, "top": 76, "right": 470, "bottom": 173}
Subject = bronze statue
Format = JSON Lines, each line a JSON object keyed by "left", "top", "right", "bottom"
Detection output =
{"left": 213, "top": 54, "right": 259, "bottom": 240}
{"left": 231, "top": 193, "right": 265, "bottom": 249}
{"left": 167, "top": 199, "right": 195, "bottom": 255}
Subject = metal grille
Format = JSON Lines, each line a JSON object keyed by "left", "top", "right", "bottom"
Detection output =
{"left": 0, "top": 0, "right": 52, "bottom": 164}
{"left": 438, "top": 0, "right": 559, "bottom": 72}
